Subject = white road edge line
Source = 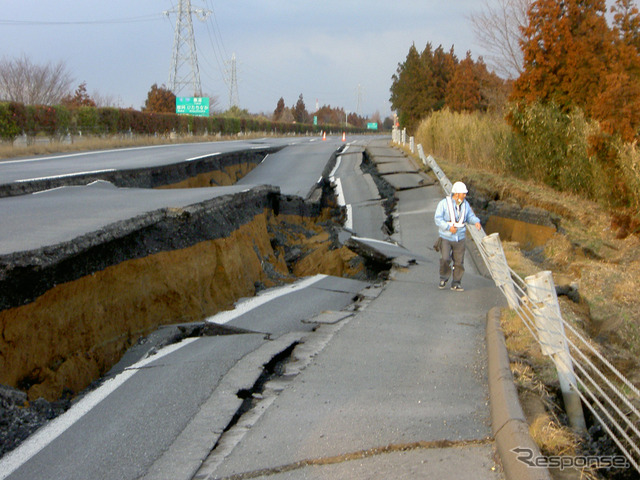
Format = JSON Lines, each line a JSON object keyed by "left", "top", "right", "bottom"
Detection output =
{"left": 206, "top": 274, "right": 328, "bottom": 325}
{"left": 1, "top": 143, "right": 199, "bottom": 165}
{"left": 15, "top": 169, "right": 117, "bottom": 183}
{"left": 0, "top": 337, "right": 199, "bottom": 480}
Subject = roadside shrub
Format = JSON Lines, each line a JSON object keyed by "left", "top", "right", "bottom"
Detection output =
{"left": 23, "top": 105, "right": 58, "bottom": 142}
{"left": 0, "top": 103, "right": 22, "bottom": 142}
{"left": 53, "top": 105, "right": 71, "bottom": 138}
{"left": 506, "top": 102, "right": 596, "bottom": 196}
{"left": 610, "top": 140, "right": 640, "bottom": 211}
{"left": 75, "top": 106, "right": 100, "bottom": 135}
{"left": 98, "top": 108, "right": 120, "bottom": 134}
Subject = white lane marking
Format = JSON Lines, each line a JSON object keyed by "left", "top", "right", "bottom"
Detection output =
{"left": 345, "top": 204, "right": 353, "bottom": 230}
{"left": 0, "top": 337, "right": 199, "bottom": 479}
{"left": 333, "top": 178, "right": 351, "bottom": 229}
{"left": 329, "top": 157, "right": 352, "bottom": 231}
{"left": 351, "top": 235, "right": 400, "bottom": 246}
{"left": 328, "top": 156, "right": 342, "bottom": 179}
{"left": 186, "top": 152, "right": 221, "bottom": 161}
{"left": 333, "top": 178, "right": 346, "bottom": 207}
{"left": 15, "top": 169, "right": 116, "bottom": 183}
{"left": 206, "top": 274, "right": 328, "bottom": 325}
{"left": 0, "top": 143, "right": 196, "bottom": 165}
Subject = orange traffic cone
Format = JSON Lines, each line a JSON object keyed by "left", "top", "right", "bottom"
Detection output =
{"left": 322, "top": 131, "right": 326, "bottom": 141}
{"left": 341, "top": 132, "right": 346, "bottom": 142}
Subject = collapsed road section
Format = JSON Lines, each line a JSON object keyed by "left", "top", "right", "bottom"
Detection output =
{"left": 0, "top": 141, "right": 377, "bottom": 407}
{"left": 0, "top": 145, "right": 285, "bottom": 198}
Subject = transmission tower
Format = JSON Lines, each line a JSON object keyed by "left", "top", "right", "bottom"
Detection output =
{"left": 165, "top": 0, "right": 210, "bottom": 97}
{"left": 227, "top": 53, "right": 240, "bottom": 108}
{"left": 356, "top": 84, "right": 364, "bottom": 116}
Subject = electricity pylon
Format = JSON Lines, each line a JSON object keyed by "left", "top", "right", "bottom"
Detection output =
{"left": 164, "top": 0, "right": 210, "bottom": 97}
{"left": 227, "top": 53, "right": 239, "bottom": 108}
{"left": 356, "top": 84, "right": 364, "bottom": 116}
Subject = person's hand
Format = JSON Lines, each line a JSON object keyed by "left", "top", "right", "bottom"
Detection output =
{"left": 475, "top": 222, "right": 482, "bottom": 230}
{"left": 450, "top": 225, "right": 457, "bottom": 233}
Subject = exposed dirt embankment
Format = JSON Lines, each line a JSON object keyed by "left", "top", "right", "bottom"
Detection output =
{"left": 0, "top": 185, "right": 365, "bottom": 402}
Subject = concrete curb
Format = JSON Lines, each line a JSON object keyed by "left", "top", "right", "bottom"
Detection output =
{"left": 486, "top": 306, "right": 551, "bottom": 480}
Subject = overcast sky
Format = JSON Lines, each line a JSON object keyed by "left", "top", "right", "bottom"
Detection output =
{"left": 0, "top": 1, "right": 484, "bottom": 118}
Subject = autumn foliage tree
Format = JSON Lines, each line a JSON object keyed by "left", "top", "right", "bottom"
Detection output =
{"left": 390, "top": 43, "right": 507, "bottom": 131}
{"left": 143, "top": 84, "right": 176, "bottom": 113}
{"left": 445, "top": 52, "right": 482, "bottom": 112}
{"left": 61, "top": 82, "right": 96, "bottom": 108}
{"left": 511, "top": 0, "right": 640, "bottom": 142}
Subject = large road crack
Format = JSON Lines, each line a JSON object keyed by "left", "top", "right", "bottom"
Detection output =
{"left": 205, "top": 438, "right": 494, "bottom": 480}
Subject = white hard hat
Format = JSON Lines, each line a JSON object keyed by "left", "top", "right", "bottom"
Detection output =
{"left": 451, "top": 181, "right": 468, "bottom": 194}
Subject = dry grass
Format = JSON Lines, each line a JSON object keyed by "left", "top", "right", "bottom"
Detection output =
{"left": 415, "top": 108, "right": 511, "bottom": 172}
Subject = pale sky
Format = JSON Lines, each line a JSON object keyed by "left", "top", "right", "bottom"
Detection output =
{"left": 0, "top": 1, "right": 484, "bottom": 118}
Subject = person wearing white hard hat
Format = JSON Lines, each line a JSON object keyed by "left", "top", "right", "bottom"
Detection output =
{"left": 434, "top": 181, "right": 482, "bottom": 291}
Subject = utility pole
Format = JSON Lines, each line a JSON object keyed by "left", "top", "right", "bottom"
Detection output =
{"left": 164, "top": 0, "right": 210, "bottom": 97}
{"left": 227, "top": 53, "right": 239, "bottom": 108}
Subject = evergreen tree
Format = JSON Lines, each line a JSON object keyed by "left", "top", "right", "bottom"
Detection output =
{"left": 511, "top": 0, "right": 615, "bottom": 114}
{"left": 293, "top": 94, "right": 308, "bottom": 123}
{"left": 273, "top": 97, "right": 285, "bottom": 121}
{"left": 612, "top": 0, "right": 640, "bottom": 52}
{"left": 445, "top": 52, "right": 481, "bottom": 112}
{"left": 390, "top": 44, "right": 425, "bottom": 131}
{"left": 432, "top": 45, "right": 458, "bottom": 110}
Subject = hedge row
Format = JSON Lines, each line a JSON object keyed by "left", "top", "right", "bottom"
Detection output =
{"left": 0, "top": 102, "right": 366, "bottom": 141}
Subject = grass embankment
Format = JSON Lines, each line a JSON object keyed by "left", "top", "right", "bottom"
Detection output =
{"left": 413, "top": 109, "right": 640, "bottom": 479}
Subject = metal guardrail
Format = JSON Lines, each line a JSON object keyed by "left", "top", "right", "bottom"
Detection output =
{"left": 395, "top": 132, "right": 640, "bottom": 474}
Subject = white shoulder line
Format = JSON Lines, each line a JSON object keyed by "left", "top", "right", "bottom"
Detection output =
{"left": 206, "top": 274, "right": 328, "bottom": 325}
{"left": 0, "top": 337, "right": 199, "bottom": 479}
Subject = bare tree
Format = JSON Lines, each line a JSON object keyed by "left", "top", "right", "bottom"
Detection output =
{"left": 0, "top": 55, "right": 74, "bottom": 105}
{"left": 91, "top": 90, "right": 123, "bottom": 108}
{"left": 470, "top": 0, "right": 531, "bottom": 79}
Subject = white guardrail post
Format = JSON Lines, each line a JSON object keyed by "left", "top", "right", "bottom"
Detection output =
{"left": 481, "top": 233, "right": 519, "bottom": 309}
{"left": 409, "top": 136, "right": 415, "bottom": 153}
{"left": 525, "top": 271, "right": 587, "bottom": 433}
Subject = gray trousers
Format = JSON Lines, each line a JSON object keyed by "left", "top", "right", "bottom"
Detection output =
{"left": 439, "top": 237, "right": 466, "bottom": 285}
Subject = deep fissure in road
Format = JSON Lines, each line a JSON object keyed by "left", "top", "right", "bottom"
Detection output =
{"left": 0, "top": 147, "right": 398, "bottom": 459}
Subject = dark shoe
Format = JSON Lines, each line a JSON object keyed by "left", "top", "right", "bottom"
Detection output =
{"left": 438, "top": 280, "right": 447, "bottom": 289}
{"left": 450, "top": 284, "right": 464, "bottom": 292}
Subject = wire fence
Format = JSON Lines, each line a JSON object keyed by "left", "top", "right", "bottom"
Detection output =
{"left": 397, "top": 132, "right": 640, "bottom": 474}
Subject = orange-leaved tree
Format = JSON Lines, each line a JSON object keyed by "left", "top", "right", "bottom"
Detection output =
{"left": 592, "top": 0, "right": 640, "bottom": 141}
{"left": 143, "top": 84, "right": 176, "bottom": 113}
{"left": 445, "top": 52, "right": 482, "bottom": 112}
{"left": 512, "top": 0, "right": 615, "bottom": 114}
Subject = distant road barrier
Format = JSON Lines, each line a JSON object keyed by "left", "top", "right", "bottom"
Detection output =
{"left": 392, "top": 131, "right": 640, "bottom": 475}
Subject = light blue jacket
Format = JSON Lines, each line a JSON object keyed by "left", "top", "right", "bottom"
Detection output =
{"left": 434, "top": 197, "right": 481, "bottom": 242}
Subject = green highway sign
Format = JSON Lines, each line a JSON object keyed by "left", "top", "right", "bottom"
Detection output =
{"left": 176, "top": 97, "right": 210, "bottom": 116}
{"left": 367, "top": 122, "right": 378, "bottom": 130}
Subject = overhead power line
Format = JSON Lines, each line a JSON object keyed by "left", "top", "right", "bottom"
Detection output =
{"left": 0, "top": 15, "right": 163, "bottom": 26}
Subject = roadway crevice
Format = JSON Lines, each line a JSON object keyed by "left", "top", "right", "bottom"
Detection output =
{"left": 201, "top": 438, "right": 494, "bottom": 480}
{"left": 360, "top": 150, "right": 397, "bottom": 236}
